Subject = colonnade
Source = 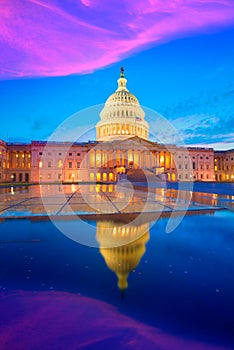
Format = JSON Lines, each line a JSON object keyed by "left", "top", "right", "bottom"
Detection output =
{"left": 85, "top": 148, "right": 174, "bottom": 170}
{"left": 97, "top": 123, "right": 148, "bottom": 140}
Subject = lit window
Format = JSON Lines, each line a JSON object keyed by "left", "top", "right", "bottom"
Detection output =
{"left": 69, "top": 162, "right": 72, "bottom": 168}
{"left": 39, "top": 161, "right": 43, "bottom": 168}
{"left": 58, "top": 160, "right": 63, "bottom": 168}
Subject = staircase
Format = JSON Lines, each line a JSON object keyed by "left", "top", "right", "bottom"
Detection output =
{"left": 127, "top": 169, "right": 165, "bottom": 183}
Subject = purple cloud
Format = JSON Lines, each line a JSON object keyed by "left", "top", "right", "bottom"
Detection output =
{"left": 0, "top": 290, "right": 231, "bottom": 349}
{"left": 0, "top": 0, "right": 233, "bottom": 79}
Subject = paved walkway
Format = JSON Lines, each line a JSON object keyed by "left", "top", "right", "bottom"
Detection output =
{"left": 0, "top": 183, "right": 232, "bottom": 220}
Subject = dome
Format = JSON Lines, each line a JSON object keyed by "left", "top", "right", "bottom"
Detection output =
{"left": 96, "top": 68, "right": 149, "bottom": 141}
{"left": 105, "top": 90, "right": 140, "bottom": 106}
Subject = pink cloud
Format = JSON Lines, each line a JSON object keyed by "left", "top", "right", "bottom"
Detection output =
{"left": 0, "top": 0, "right": 233, "bottom": 79}
{"left": 0, "top": 290, "right": 231, "bottom": 349}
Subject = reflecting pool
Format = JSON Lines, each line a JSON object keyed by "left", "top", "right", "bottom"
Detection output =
{"left": 0, "top": 209, "right": 234, "bottom": 349}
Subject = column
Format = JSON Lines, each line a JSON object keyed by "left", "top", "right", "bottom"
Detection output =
{"left": 113, "top": 149, "right": 117, "bottom": 167}
{"left": 132, "top": 149, "right": 135, "bottom": 168}
{"left": 143, "top": 151, "right": 146, "bottom": 169}
{"left": 138, "top": 150, "right": 141, "bottom": 168}
{"left": 157, "top": 151, "right": 160, "bottom": 167}
{"left": 106, "top": 150, "right": 109, "bottom": 168}
{"left": 119, "top": 149, "right": 122, "bottom": 166}
{"left": 150, "top": 152, "right": 152, "bottom": 169}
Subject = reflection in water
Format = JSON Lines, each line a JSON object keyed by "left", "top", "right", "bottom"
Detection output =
{"left": 96, "top": 220, "right": 150, "bottom": 293}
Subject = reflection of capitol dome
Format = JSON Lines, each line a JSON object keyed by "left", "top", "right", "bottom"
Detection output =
{"left": 96, "top": 67, "right": 149, "bottom": 141}
{"left": 96, "top": 220, "right": 150, "bottom": 292}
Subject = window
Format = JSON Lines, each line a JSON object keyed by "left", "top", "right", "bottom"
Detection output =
{"left": 185, "top": 164, "right": 188, "bottom": 169}
{"left": 58, "top": 174, "right": 62, "bottom": 180}
{"left": 77, "top": 162, "right": 80, "bottom": 168}
{"left": 47, "top": 173, "right": 51, "bottom": 179}
{"left": 200, "top": 164, "right": 203, "bottom": 170}
{"left": 39, "top": 152, "right": 43, "bottom": 155}
{"left": 69, "top": 162, "right": 72, "bottom": 168}
{"left": 48, "top": 161, "right": 51, "bottom": 168}
{"left": 178, "top": 164, "right": 182, "bottom": 169}
{"left": 206, "top": 164, "right": 209, "bottom": 170}
{"left": 58, "top": 153, "right": 62, "bottom": 156}
{"left": 69, "top": 153, "right": 72, "bottom": 156}
{"left": 58, "top": 160, "right": 63, "bottom": 168}
{"left": 185, "top": 174, "right": 188, "bottom": 179}
{"left": 207, "top": 174, "right": 209, "bottom": 179}
{"left": 48, "top": 152, "right": 51, "bottom": 155}
{"left": 39, "top": 161, "right": 43, "bottom": 168}
{"left": 206, "top": 157, "right": 209, "bottom": 160}
{"left": 201, "top": 174, "right": 203, "bottom": 179}
{"left": 77, "top": 153, "right": 80, "bottom": 156}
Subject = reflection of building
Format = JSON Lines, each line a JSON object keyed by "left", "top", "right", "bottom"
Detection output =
{"left": 0, "top": 68, "right": 233, "bottom": 183}
{"left": 96, "top": 220, "right": 150, "bottom": 292}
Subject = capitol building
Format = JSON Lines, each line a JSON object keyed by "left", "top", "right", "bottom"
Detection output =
{"left": 0, "top": 68, "right": 233, "bottom": 184}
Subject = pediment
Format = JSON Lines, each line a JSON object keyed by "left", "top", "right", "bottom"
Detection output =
{"left": 98, "top": 136, "right": 159, "bottom": 150}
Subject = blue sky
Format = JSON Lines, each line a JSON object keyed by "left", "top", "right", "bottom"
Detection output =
{"left": 0, "top": 1, "right": 233, "bottom": 150}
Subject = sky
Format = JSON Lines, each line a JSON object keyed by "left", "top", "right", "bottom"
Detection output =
{"left": 0, "top": 0, "right": 234, "bottom": 150}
